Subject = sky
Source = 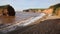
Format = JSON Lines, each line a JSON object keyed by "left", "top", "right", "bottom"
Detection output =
{"left": 0, "top": 0, "right": 60, "bottom": 11}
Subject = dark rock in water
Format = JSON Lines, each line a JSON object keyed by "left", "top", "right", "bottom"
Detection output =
{"left": 0, "top": 24, "right": 4, "bottom": 26}
{"left": 0, "top": 5, "right": 15, "bottom": 16}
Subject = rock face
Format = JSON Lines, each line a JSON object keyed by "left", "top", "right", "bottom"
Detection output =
{"left": 43, "top": 3, "right": 60, "bottom": 16}
{"left": 43, "top": 8, "right": 53, "bottom": 16}
{"left": 23, "top": 9, "right": 45, "bottom": 13}
{"left": 0, "top": 5, "right": 15, "bottom": 16}
{"left": 55, "top": 7, "right": 60, "bottom": 16}
{"left": 49, "top": 3, "right": 60, "bottom": 16}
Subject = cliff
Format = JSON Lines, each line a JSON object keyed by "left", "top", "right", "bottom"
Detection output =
{"left": 49, "top": 3, "right": 60, "bottom": 16}
{"left": 23, "top": 3, "right": 60, "bottom": 17}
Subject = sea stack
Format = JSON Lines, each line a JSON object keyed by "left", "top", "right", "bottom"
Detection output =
{"left": 0, "top": 5, "right": 15, "bottom": 16}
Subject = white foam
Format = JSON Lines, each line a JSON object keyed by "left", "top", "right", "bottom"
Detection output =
{"left": 22, "top": 13, "right": 46, "bottom": 26}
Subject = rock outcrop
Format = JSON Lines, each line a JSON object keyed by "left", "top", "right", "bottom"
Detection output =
{"left": 0, "top": 5, "right": 15, "bottom": 16}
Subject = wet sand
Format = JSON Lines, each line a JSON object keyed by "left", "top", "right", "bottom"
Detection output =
{"left": 0, "top": 12, "right": 43, "bottom": 34}
{"left": 0, "top": 12, "right": 40, "bottom": 24}
{"left": 0, "top": 12, "right": 60, "bottom": 34}
{"left": 20, "top": 18, "right": 60, "bottom": 34}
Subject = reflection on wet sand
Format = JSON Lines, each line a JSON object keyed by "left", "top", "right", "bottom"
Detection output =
{"left": 0, "top": 16, "right": 15, "bottom": 24}
{"left": 0, "top": 12, "right": 40, "bottom": 28}
{"left": 0, "top": 12, "right": 47, "bottom": 34}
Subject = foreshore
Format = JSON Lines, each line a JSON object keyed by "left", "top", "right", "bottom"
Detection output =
{"left": 0, "top": 12, "right": 60, "bottom": 34}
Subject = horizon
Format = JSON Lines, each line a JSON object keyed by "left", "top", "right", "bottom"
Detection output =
{"left": 0, "top": 0, "right": 60, "bottom": 11}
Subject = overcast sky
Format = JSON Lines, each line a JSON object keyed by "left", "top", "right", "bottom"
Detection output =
{"left": 0, "top": 0, "right": 60, "bottom": 11}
